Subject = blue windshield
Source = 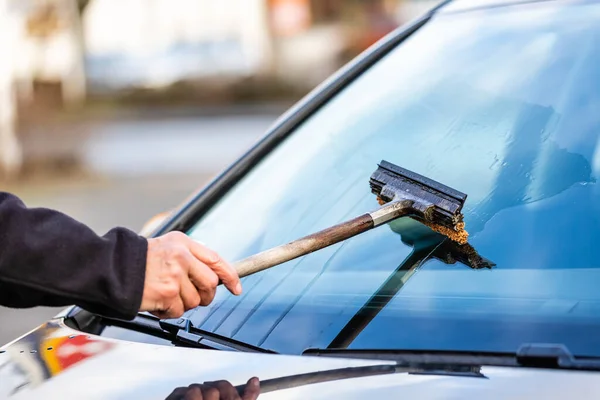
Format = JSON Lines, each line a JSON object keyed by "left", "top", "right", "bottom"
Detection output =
{"left": 184, "top": 1, "right": 600, "bottom": 356}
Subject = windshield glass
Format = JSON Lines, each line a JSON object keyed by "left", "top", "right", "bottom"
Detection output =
{"left": 184, "top": 1, "right": 600, "bottom": 356}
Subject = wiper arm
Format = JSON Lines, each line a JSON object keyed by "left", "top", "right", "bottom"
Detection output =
{"left": 303, "top": 344, "right": 600, "bottom": 372}
{"left": 303, "top": 348, "right": 489, "bottom": 377}
{"left": 516, "top": 343, "right": 600, "bottom": 371}
{"left": 235, "top": 361, "right": 485, "bottom": 397}
{"left": 100, "top": 314, "right": 274, "bottom": 353}
{"left": 158, "top": 316, "right": 276, "bottom": 353}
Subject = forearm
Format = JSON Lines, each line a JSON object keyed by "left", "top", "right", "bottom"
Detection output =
{"left": 0, "top": 192, "right": 148, "bottom": 320}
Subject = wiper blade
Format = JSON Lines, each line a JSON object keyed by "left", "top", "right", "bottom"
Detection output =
{"left": 235, "top": 361, "right": 485, "bottom": 396}
{"left": 304, "top": 344, "right": 600, "bottom": 372}
{"left": 100, "top": 314, "right": 274, "bottom": 354}
{"left": 235, "top": 364, "right": 402, "bottom": 396}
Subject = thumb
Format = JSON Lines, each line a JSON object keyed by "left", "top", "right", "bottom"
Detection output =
{"left": 242, "top": 377, "right": 260, "bottom": 400}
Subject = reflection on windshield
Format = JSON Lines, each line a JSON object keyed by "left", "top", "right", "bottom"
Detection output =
{"left": 186, "top": 2, "right": 600, "bottom": 357}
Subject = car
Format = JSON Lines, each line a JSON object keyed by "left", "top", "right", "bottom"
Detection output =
{"left": 3, "top": 0, "right": 600, "bottom": 398}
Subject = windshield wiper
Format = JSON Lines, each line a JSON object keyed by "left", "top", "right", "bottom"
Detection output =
{"left": 516, "top": 343, "right": 600, "bottom": 371}
{"left": 328, "top": 220, "right": 495, "bottom": 350}
{"left": 99, "top": 313, "right": 274, "bottom": 354}
{"left": 303, "top": 344, "right": 600, "bottom": 372}
{"left": 158, "top": 316, "right": 276, "bottom": 353}
{"left": 234, "top": 362, "right": 484, "bottom": 396}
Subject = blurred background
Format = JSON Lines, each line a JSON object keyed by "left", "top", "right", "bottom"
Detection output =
{"left": 0, "top": 0, "right": 442, "bottom": 344}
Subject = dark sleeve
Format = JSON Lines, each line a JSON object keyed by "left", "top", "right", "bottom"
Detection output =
{"left": 0, "top": 192, "right": 148, "bottom": 320}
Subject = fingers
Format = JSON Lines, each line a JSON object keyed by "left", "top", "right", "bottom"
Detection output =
{"left": 180, "top": 274, "right": 201, "bottom": 310}
{"left": 186, "top": 238, "right": 242, "bottom": 296}
{"left": 201, "top": 381, "right": 239, "bottom": 400}
{"left": 141, "top": 232, "right": 242, "bottom": 320}
{"left": 191, "top": 384, "right": 220, "bottom": 400}
{"left": 185, "top": 257, "right": 218, "bottom": 307}
{"left": 165, "top": 387, "right": 189, "bottom": 400}
{"left": 242, "top": 377, "right": 260, "bottom": 400}
{"left": 165, "top": 378, "right": 260, "bottom": 400}
{"left": 183, "top": 386, "right": 204, "bottom": 400}
{"left": 161, "top": 296, "right": 185, "bottom": 319}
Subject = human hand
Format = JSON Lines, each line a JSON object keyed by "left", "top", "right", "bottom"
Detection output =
{"left": 140, "top": 232, "right": 241, "bottom": 318}
{"left": 165, "top": 377, "right": 260, "bottom": 400}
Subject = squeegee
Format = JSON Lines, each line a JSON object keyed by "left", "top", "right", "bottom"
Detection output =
{"left": 226, "top": 160, "right": 470, "bottom": 280}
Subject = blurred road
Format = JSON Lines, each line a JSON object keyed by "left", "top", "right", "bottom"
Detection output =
{"left": 82, "top": 113, "right": 277, "bottom": 176}
{"left": 0, "top": 111, "right": 279, "bottom": 345}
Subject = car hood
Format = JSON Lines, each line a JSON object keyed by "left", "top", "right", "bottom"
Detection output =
{"left": 1, "top": 320, "right": 599, "bottom": 400}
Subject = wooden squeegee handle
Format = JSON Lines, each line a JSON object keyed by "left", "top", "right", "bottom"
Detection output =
{"left": 229, "top": 200, "right": 416, "bottom": 279}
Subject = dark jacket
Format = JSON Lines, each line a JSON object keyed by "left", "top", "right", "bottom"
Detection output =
{"left": 0, "top": 192, "right": 147, "bottom": 320}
